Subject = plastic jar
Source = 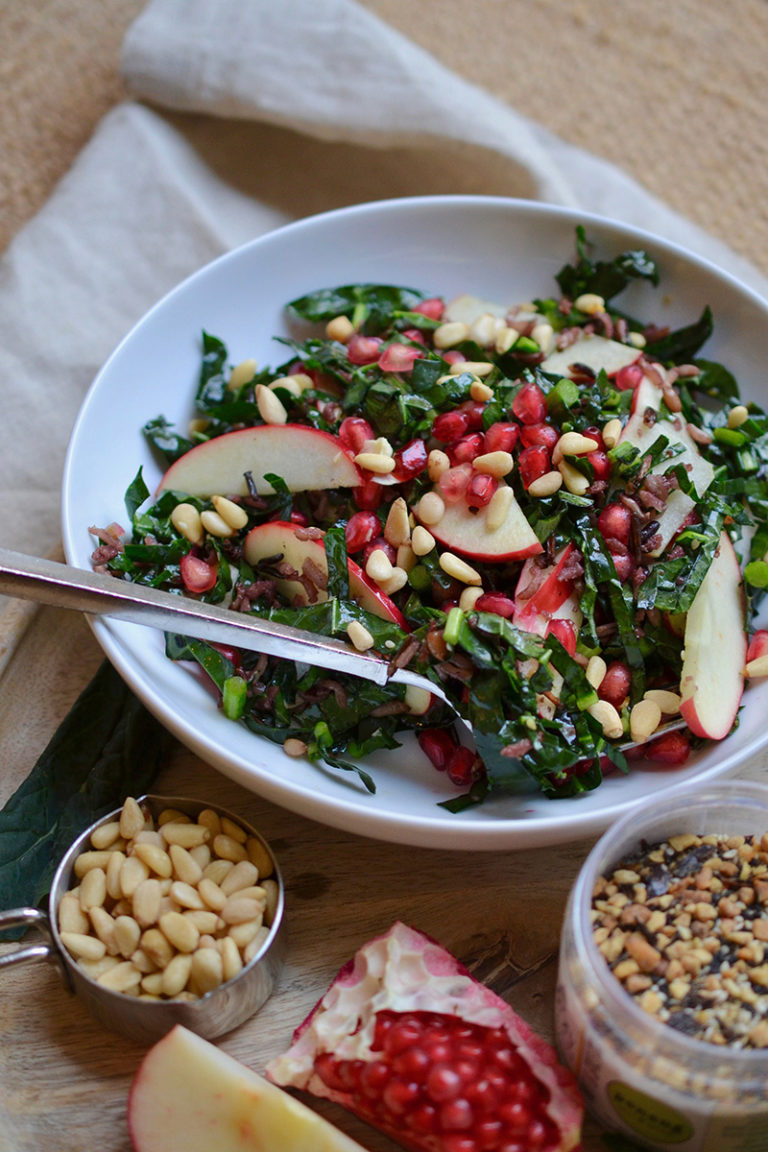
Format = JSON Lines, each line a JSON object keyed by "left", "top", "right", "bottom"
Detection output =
{"left": 556, "top": 780, "right": 768, "bottom": 1152}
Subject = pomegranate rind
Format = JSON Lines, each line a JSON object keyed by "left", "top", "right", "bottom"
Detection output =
{"left": 267, "top": 921, "right": 583, "bottom": 1151}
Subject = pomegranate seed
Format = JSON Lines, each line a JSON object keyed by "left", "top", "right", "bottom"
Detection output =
{"left": 583, "top": 425, "right": 606, "bottom": 449}
{"left": 499, "top": 1099, "right": 532, "bottom": 1131}
{"left": 362, "top": 537, "right": 397, "bottom": 568}
{"left": 475, "top": 1118, "right": 504, "bottom": 1147}
{"left": 547, "top": 618, "right": 577, "bottom": 657}
{"left": 446, "top": 746, "right": 480, "bottom": 787}
{"left": 289, "top": 509, "right": 309, "bottom": 526}
{"left": 643, "top": 729, "right": 691, "bottom": 765}
{"left": 519, "top": 422, "right": 558, "bottom": 451}
{"left": 345, "top": 510, "right": 380, "bottom": 553}
{"left": 441, "top": 1137, "right": 476, "bottom": 1152}
{"left": 354, "top": 477, "right": 383, "bottom": 511}
{"left": 466, "top": 473, "right": 498, "bottom": 510}
{"left": 360, "top": 1061, "right": 390, "bottom": 1098}
{"left": 384, "top": 1018, "right": 424, "bottom": 1056}
{"left": 459, "top": 400, "right": 488, "bottom": 431}
{"left": 443, "top": 350, "right": 467, "bottom": 365}
{"left": 441, "top": 1098, "right": 473, "bottom": 1130}
{"left": 347, "top": 334, "right": 383, "bottom": 365}
{"left": 393, "top": 437, "right": 429, "bottom": 481}
{"left": 315, "top": 1052, "right": 348, "bottom": 1091}
{"left": 383, "top": 1078, "right": 421, "bottom": 1114}
{"left": 179, "top": 553, "right": 217, "bottom": 593}
{"left": 483, "top": 422, "right": 519, "bottom": 453}
{"left": 407, "top": 1103, "right": 439, "bottom": 1134}
{"left": 393, "top": 1047, "right": 431, "bottom": 1078}
{"left": 402, "top": 327, "right": 427, "bottom": 344}
{"left": 413, "top": 296, "right": 445, "bottom": 320}
{"left": 517, "top": 445, "right": 551, "bottom": 489}
{"left": 597, "top": 502, "right": 632, "bottom": 546}
{"left": 466, "top": 1079, "right": 500, "bottom": 1114}
{"left": 438, "top": 464, "right": 473, "bottom": 504}
{"left": 615, "top": 363, "right": 644, "bottom": 391}
{"left": 379, "top": 342, "right": 423, "bottom": 372}
{"left": 598, "top": 660, "right": 632, "bottom": 709}
{"left": 427, "top": 1065, "right": 463, "bottom": 1102}
{"left": 588, "top": 450, "right": 611, "bottom": 482}
{"left": 511, "top": 382, "right": 547, "bottom": 425}
{"left": 418, "top": 728, "right": 458, "bottom": 772}
{"left": 339, "top": 416, "right": 375, "bottom": 453}
{"left": 475, "top": 592, "right": 515, "bottom": 618}
{"left": 433, "top": 409, "right": 471, "bottom": 442}
{"left": 607, "top": 541, "right": 635, "bottom": 582}
{"left": 209, "top": 643, "right": 241, "bottom": 670}
{"left": 449, "top": 432, "right": 484, "bottom": 465}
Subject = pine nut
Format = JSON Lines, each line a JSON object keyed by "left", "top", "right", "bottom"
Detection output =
{"left": 746, "top": 654, "right": 768, "bottom": 678}
{"left": 212, "top": 495, "right": 248, "bottom": 532}
{"left": 200, "top": 509, "right": 235, "bottom": 538}
{"left": 262, "top": 879, "right": 280, "bottom": 926}
{"left": 169, "top": 881, "right": 205, "bottom": 910}
{"left": 588, "top": 699, "right": 624, "bottom": 740}
{"left": 602, "top": 418, "right": 622, "bottom": 449}
{"left": 97, "top": 960, "right": 142, "bottom": 994}
{"left": 470, "top": 379, "right": 494, "bottom": 402}
{"left": 183, "top": 910, "right": 223, "bottom": 934}
{"left": 132, "top": 829, "right": 164, "bottom": 849}
{"left": 77, "top": 955, "right": 121, "bottom": 981}
{"left": 198, "top": 877, "right": 228, "bottom": 912}
{"left": 244, "top": 927, "right": 271, "bottom": 965}
{"left": 325, "top": 315, "right": 355, "bottom": 343}
{"left": 345, "top": 619, "right": 374, "bottom": 651}
{"left": 282, "top": 737, "right": 308, "bottom": 758}
{"left": 427, "top": 449, "right": 451, "bottom": 481}
{"left": 416, "top": 491, "right": 445, "bottom": 526}
{"left": 574, "top": 292, "right": 606, "bottom": 315}
{"left": 221, "top": 936, "right": 243, "bottom": 982}
{"left": 472, "top": 450, "right": 513, "bottom": 478}
{"left": 79, "top": 868, "right": 107, "bottom": 911}
{"left": 202, "top": 859, "right": 233, "bottom": 886}
{"left": 459, "top": 585, "right": 484, "bottom": 612}
{"left": 527, "top": 470, "right": 563, "bottom": 498}
{"left": 439, "top": 552, "right": 482, "bottom": 585}
{"left": 132, "top": 841, "right": 173, "bottom": 878}
{"left": 219, "top": 817, "right": 247, "bottom": 845}
{"left": 404, "top": 685, "right": 432, "bottom": 715}
{"left": 495, "top": 326, "right": 519, "bottom": 355}
{"left": 105, "top": 851, "right": 125, "bottom": 900}
{"left": 215, "top": 860, "right": 259, "bottom": 897}
{"left": 60, "top": 931, "right": 107, "bottom": 962}
{"left": 161, "top": 953, "right": 192, "bottom": 997}
{"left": 531, "top": 322, "right": 554, "bottom": 355}
{"left": 131, "top": 948, "right": 158, "bottom": 975}
{"left": 212, "top": 834, "right": 248, "bottom": 864}
{"left": 728, "top": 404, "right": 749, "bottom": 429}
{"left": 255, "top": 383, "right": 288, "bottom": 425}
{"left": 411, "top": 525, "right": 436, "bottom": 555}
{"left": 558, "top": 459, "right": 590, "bottom": 496}
{"left": 384, "top": 497, "right": 411, "bottom": 547}
{"left": 90, "top": 821, "right": 121, "bottom": 851}
{"left": 228, "top": 917, "right": 264, "bottom": 949}
{"left": 221, "top": 896, "right": 264, "bottom": 925}
{"left": 161, "top": 822, "right": 210, "bottom": 849}
{"left": 89, "top": 906, "right": 118, "bottom": 954}
{"left": 141, "top": 972, "right": 165, "bottom": 997}
{"left": 159, "top": 911, "right": 199, "bottom": 954}
{"left": 158, "top": 808, "right": 190, "bottom": 826}
{"left": 469, "top": 313, "right": 499, "bottom": 347}
{"left": 379, "top": 567, "right": 408, "bottom": 596}
{"left": 191, "top": 947, "right": 224, "bottom": 994}
{"left": 554, "top": 431, "right": 599, "bottom": 462}
{"left": 269, "top": 374, "right": 310, "bottom": 397}
{"left": 73, "top": 850, "right": 113, "bottom": 878}
{"left": 140, "top": 928, "right": 175, "bottom": 969}
{"left": 643, "top": 688, "right": 682, "bottom": 714}
{"left": 228, "top": 358, "right": 257, "bottom": 390}
{"left": 59, "top": 892, "right": 89, "bottom": 935}
{"left": 629, "top": 698, "right": 662, "bottom": 744}
{"left": 586, "top": 655, "right": 607, "bottom": 690}
{"left": 171, "top": 502, "right": 204, "bottom": 545}
{"left": 114, "top": 914, "right": 142, "bottom": 957}
{"left": 365, "top": 548, "right": 393, "bottom": 583}
{"left": 246, "top": 837, "right": 273, "bottom": 879}
{"left": 120, "top": 855, "right": 150, "bottom": 898}
{"left": 362, "top": 436, "right": 394, "bottom": 458}
{"left": 396, "top": 543, "right": 416, "bottom": 573}
{"left": 486, "top": 484, "right": 514, "bottom": 530}
{"left": 189, "top": 844, "right": 211, "bottom": 870}
{"left": 353, "top": 451, "right": 396, "bottom": 474}
{"left": 433, "top": 321, "right": 470, "bottom": 349}
{"left": 169, "top": 843, "right": 203, "bottom": 886}
{"left": 119, "top": 797, "right": 146, "bottom": 840}
{"left": 450, "top": 360, "right": 494, "bottom": 377}
{"left": 197, "top": 809, "right": 221, "bottom": 836}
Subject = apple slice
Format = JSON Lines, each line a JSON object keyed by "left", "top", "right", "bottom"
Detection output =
{"left": 442, "top": 293, "right": 508, "bottom": 325}
{"left": 618, "top": 375, "right": 714, "bottom": 556}
{"left": 541, "top": 334, "right": 641, "bottom": 379}
{"left": 513, "top": 543, "right": 577, "bottom": 635}
{"left": 679, "top": 531, "right": 746, "bottom": 740}
{"left": 159, "top": 424, "right": 362, "bottom": 498}
{"left": 243, "top": 520, "right": 406, "bottom": 627}
{"left": 128, "top": 1024, "right": 367, "bottom": 1152}
{"left": 419, "top": 490, "right": 542, "bottom": 562}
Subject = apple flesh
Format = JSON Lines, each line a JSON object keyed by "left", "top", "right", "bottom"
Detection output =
{"left": 127, "top": 1024, "right": 367, "bottom": 1152}
{"left": 243, "top": 520, "right": 406, "bottom": 627}
{"left": 512, "top": 543, "right": 577, "bottom": 636}
{"left": 618, "top": 375, "right": 715, "bottom": 557}
{"left": 158, "top": 424, "right": 362, "bottom": 498}
{"left": 419, "top": 489, "right": 542, "bottom": 563}
{"left": 442, "top": 293, "right": 509, "bottom": 326}
{"left": 541, "top": 334, "right": 641, "bottom": 379}
{"left": 679, "top": 531, "right": 746, "bottom": 740}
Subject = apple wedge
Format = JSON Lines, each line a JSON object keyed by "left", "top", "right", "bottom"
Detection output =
{"left": 618, "top": 375, "right": 714, "bottom": 557}
{"left": 541, "top": 334, "right": 641, "bottom": 379}
{"left": 513, "top": 543, "right": 578, "bottom": 636}
{"left": 243, "top": 520, "right": 406, "bottom": 627}
{"left": 442, "top": 293, "right": 509, "bottom": 325}
{"left": 679, "top": 531, "right": 746, "bottom": 740}
{"left": 418, "top": 489, "right": 542, "bottom": 563}
{"left": 127, "top": 1024, "right": 367, "bottom": 1152}
{"left": 158, "top": 424, "right": 362, "bottom": 498}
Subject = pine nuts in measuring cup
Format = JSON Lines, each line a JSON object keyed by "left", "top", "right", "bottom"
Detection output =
{"left": 0, "top": 795, "right": 285, "bottom": 1044}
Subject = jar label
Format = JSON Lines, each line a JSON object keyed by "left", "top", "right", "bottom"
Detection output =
{"left": 607, "top": 1080, "right": 693, "bottom": 1144}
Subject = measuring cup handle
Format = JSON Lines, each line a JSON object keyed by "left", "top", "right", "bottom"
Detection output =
{"left": 0, "top": 907, "right": 56, "bottom": 969}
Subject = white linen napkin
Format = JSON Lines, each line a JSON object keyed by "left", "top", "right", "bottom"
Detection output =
{"left": 2, "top": 0, "right": 767, "bottom": 566}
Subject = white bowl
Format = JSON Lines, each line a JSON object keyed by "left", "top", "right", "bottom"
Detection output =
{"left": 62, "top": 195, "right": 768, "bottom": 850}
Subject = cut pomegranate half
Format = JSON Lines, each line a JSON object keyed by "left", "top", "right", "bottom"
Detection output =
{"left": 267, "top": 922, "right": 583, "bottom": 1152}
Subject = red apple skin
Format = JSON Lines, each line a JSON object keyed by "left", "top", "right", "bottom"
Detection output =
{"left": 513, "top": 543, "right": 575, "bottom": 632}
{"left": 747, "top": 630, "right": 768, "bottom": 663}
{"left": 420, "top": 490, "right": 542, "bottom": 563}
{"left": 158, "top": 424, "right": 362, "bottom": 498}
{"left": 243, "top": 520, "right": 407, "bottom": 629}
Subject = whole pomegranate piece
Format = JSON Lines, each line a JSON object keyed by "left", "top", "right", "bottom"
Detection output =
{"left": 267, "top": 922, "right": 583, "bottom": 1152}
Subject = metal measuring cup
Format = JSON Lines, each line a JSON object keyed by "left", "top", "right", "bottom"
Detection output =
{"left": 0, "top": 795, "right": 285, "bottom": 1044}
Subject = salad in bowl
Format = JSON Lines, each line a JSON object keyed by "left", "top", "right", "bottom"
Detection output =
{"left": 88, "top": 225, "right": 768, "bottom": 813}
